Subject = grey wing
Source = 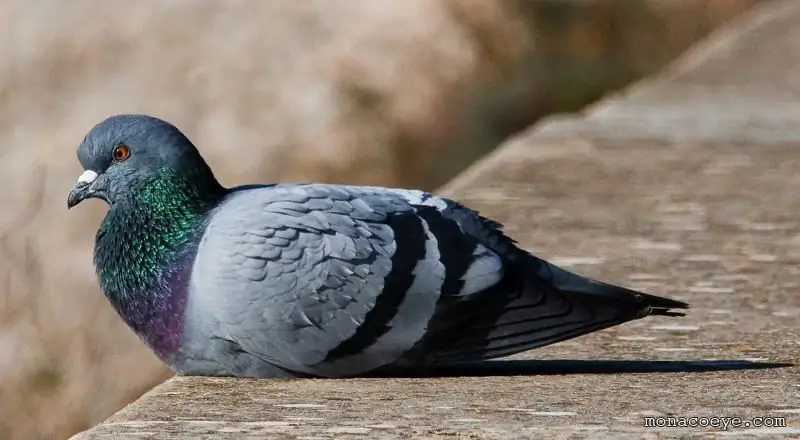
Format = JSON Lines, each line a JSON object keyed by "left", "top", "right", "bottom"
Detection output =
{"left": 393, "top": 193, "right": 689, "bottom": 366}
{"left": 191, "top": 184, "right": 484, "bottom": 377}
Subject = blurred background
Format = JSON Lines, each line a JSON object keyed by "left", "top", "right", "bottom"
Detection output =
{"left": 0, "top": 1, "right": 767, "bottom": 439}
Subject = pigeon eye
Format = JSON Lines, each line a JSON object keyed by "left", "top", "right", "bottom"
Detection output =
{"left": 112, "top": 144, "right": 130, "bottom": 162}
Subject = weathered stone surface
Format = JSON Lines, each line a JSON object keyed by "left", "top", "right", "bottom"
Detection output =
{"left": 70, "top": 1, "right": 800, "bottom": 439}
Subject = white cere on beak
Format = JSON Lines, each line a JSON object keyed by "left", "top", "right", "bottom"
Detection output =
{"left": 77, "top": 170, "right": 98, "bottom": 185}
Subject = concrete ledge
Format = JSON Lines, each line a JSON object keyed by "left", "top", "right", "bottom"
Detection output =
{"left": 73, "top": 1, "right": 800, "bottom": 439}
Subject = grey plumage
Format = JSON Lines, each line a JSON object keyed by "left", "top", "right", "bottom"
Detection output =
{"left": 68, "top": 114, "right": 689, "bottom": 378}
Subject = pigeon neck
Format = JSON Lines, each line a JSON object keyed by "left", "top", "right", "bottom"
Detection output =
{"left": 94, "top": 169, "right": 225, "bottom": 358}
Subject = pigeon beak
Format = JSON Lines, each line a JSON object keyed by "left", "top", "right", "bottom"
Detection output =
{"left": 67, "top": 170, "right": 99, "bottom": 209}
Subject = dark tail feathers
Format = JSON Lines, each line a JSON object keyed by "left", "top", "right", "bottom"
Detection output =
{"left": 411, "top": 257, "right": 690, "bottom": 366}
{"left": 583, "top": 278, "right": 690, "bottom": 318}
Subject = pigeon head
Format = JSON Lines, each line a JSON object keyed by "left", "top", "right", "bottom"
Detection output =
{"left": 67, "top": 114, "right": 221, "bottom": 209}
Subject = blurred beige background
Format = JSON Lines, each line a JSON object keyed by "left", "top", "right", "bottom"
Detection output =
{"left": 0, "top": 1, "right": 764, "bottom": 439}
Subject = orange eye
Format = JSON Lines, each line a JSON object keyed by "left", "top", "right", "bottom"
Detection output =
{"left": 112, "top": 144, "right": 130, "bottom": 162}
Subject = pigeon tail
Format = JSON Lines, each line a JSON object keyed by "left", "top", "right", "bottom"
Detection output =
{"left": 606, "top": 283, "right": 690, "bottom": 318}
{"left": 540, "top": 260, "right": 690, "bottom": 319}
{"left": 413, "top": 254, "right": 689, "bottom": 366}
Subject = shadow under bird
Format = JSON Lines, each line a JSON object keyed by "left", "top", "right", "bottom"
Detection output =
{"left": 67, "top": 114, "right": 689, "bottom": 378}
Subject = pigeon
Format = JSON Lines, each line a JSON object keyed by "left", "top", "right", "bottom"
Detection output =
{"left": 67, "top": 114, "right": 689, "bottom": 378}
